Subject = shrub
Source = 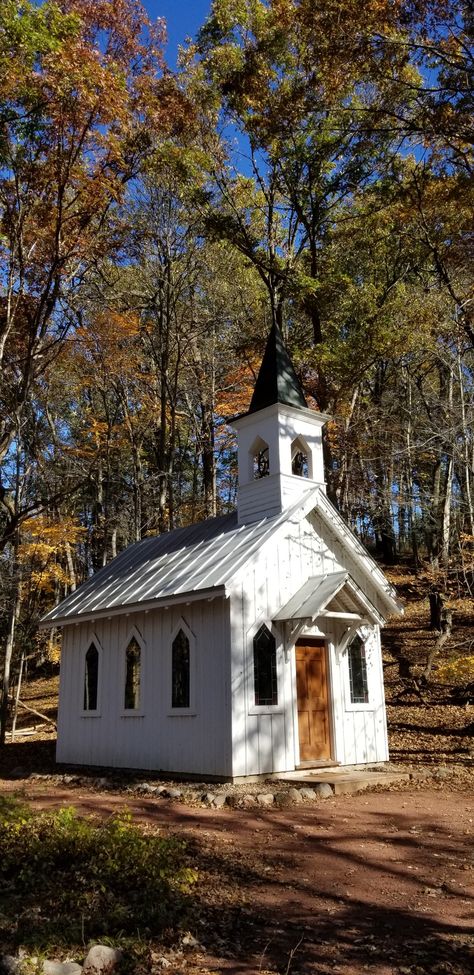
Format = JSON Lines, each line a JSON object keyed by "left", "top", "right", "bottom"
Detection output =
{"left": 436, "top": 654, "right": 474, "bottom": 685}
{"left": 0, "top": 801, "right": 197, "bottom": 953}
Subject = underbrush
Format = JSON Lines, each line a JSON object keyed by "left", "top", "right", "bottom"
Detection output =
{"left": 0, "top": 796, "right": 196, "bottom": 958}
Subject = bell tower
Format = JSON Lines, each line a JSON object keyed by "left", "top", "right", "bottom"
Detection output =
{"left": 231, "top": 324, "right": 330, "bottom": 525}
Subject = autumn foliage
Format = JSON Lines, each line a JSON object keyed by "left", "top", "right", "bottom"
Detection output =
{"left": 0, "top": 0, "right": 473, "bottom": 740}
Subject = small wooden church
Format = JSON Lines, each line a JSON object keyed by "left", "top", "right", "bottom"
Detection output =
{"left": 43, "top": 325, "right": 401, "bottom": 779}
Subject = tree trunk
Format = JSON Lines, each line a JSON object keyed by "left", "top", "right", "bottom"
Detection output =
{"left": 423, "top": 610, "right": 453, "bottom": 681}
{"left": 441, "top": 454, "right": 453, "bottom": 567}
{"left": 10, "top": 647, "right": 26, "bottom": 741}
{"left": 0, "top": 575, "right": 22, "bottom": 746}
{"left": 429, "top": 589, "right": 445, "bottom": 631}
{"left": 457, "top": 347, "right": 474, "bottom": 536}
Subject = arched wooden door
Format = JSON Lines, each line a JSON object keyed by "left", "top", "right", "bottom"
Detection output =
{"left": 296, "top": 640, "right": 332, "bottom": 762}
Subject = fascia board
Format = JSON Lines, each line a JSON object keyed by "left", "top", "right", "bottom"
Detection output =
{"left": 39, "top": 585, "right": 226, "bottom": 629}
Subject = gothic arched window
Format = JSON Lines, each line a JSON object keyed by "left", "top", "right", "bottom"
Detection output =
{"left": 172, "top": 628, "right": 190, "bottom": 709}
{"left": 124, "top": 636, "right": 141, "bottom": 710}
{"left": 348, "top": 635, "right": 369, "bottom": 704}
{"left": 83, "top": 642, "right": 99, "bottom": 711}
{"left": 253, "top": 625, "right": 278, "bottom": 706}
{"left": 291, "top": 437, "right": 310, "bottom": 478}
{"left": 250, "top": 436, "right": 270, "bottom": 479}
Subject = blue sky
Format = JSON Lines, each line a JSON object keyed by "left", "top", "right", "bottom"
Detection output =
{"left": 144, "top": 1, "right": 213, "bottom": 66}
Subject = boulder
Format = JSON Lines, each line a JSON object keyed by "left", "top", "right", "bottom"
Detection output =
{"left": 165, "top": 788, "right": 182, "bottom": 799}
{"left": 225, "top": 794, "right": 240, "bottom": 807}
{"left": 288, "top": 788, "right": 303, "bottom": 803}
{"left": 274, "top": 791, "right": 294, "bottom": 808}
{"left": 313, "top": 782, "right": 333, "bottom": 798}
{"left": 256, "top": 793, "right": 274, "bottom": 806}
{"left": 43, "top": 962, "right": 82, "bottom": 975}
{"left": 239, "top": 795, "right": 257, "bottom": 809}
{"left": 299, "top": 788, "right": 316, "bottom": 800}
{"left": 82, "top": 945, "right": 122, "bottom": 975}
{"left": 0, "top": 956, "right": 23, "bottom": 974}
{"left": 212, "top": 793, "right": 227, "bottom": 808}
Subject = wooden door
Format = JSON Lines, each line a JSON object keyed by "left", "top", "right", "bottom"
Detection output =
{"left": 296, "top": 641, "right": 331, "bottom": 762}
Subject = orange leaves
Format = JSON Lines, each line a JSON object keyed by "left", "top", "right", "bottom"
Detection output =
{"left": 68, "top": 310, "right": 143, "bottom": 396}
{"left": 215, "top": 360, "right": 259, "bottom": 418}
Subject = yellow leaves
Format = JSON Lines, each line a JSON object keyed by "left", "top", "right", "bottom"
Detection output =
{"left": 20, "top": 516, "right": 85, "bottom": 546}
{"left": 18, "top": 516, "right": 85, "bottom": 595}
{"left": 437, "top": 655, "right": 474, "bottom": 684}
{"left": 45, "top": 632, "right": 62, "bottom": 664}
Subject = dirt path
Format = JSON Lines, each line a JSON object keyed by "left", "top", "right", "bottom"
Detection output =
{"left": 1, "top": 778, "right": 472, "bottom": 975}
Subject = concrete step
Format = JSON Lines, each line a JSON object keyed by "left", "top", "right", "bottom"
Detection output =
{"left": 272, "top": 769, "right": 410, "bottom": 795}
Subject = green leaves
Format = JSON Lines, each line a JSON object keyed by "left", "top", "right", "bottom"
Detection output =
{"left": 0, "top": 803, "right": 196, "bottom": 952}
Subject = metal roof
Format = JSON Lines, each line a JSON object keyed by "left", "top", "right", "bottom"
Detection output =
{"left": 42, "top": 494, "right": 314, "bottom": 627}
{"left": 42, "top": 485, "right": 401, "bottom": 628}
{"left": 273, "top": 572, "right": 348, "bottom": 621}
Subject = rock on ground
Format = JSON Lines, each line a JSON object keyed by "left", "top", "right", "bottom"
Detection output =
{"left": 43, "top": 962, "right": 82, "bottom": 975}
{"left": 0, "top": 957, "right": 22, "bottom": 975}
{"left": 256, "top": 793, "right": 274, "bottom": 806}
{"left": 299, "top": 787, "right": 316, "bottom": 800}
{"left": 312, "top": 782, "right": 333, "bottom": 798}
{"left": 82, "top": 945, "right": 123, "bottom": 975}
{"left": 211, "top": 793, "right": 227, "bottom": 808}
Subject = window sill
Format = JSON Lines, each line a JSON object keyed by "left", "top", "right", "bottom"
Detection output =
{"left": 167, "top": 709, "right": 197, "bottom": 717}
{"left": 345, "top": 703, "right": 374, "bottom": 712}
{"left": 248, "top": 706, "right": 284, "bottom": 716}
{"left": 121, "top": 711, "right": 145, "bottom": 718}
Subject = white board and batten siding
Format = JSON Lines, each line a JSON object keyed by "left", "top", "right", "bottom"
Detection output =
{"left": 57, "top": 596, "right": 233, "bottom": 777}
{"left": 228, "top": 511, "right": 389, "bottom": 778}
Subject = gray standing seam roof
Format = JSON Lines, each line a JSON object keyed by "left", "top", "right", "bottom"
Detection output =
{"left": 273, "top": 572, "right": 348, "bottom": 621}
{"left": 41, "top": 492, "right": 316, "bottom": 626}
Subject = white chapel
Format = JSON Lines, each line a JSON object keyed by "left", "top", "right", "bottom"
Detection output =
{"left": 43, "top": 324, "right": 401, "bottom": 778}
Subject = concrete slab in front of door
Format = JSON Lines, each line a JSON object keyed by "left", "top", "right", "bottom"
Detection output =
{"left": 270, "top": 767, "right": 410, "bottom": 795}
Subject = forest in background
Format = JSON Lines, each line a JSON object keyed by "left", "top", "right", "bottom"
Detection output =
{"left": 0, "top": 0, "right": 473, "bottom": 737}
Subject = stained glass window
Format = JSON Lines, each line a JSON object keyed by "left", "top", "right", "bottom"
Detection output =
{"left": 124, "top": 637, "right": 141, "bottom": 710}
{"left": 253, "top": 625, "right": 278, "bottom": 706}
{"left": 348, "top": 635, "right": 369, "bottom": 704}
{"left": 172, "top": 629, "right": 190, "bottom": 708}
{"left": 84, "top": 643, "right": 98, "bottom": 711}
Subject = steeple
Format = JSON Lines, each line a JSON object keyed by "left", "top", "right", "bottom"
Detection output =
{"left": 231, "top": 324, "right": 330, "bottom": 525}
{"left": 248, "top": 323, "right": 307, "bottom": 414}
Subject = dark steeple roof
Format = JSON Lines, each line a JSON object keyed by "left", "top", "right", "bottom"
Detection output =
{"left": 248, "top": 323, "right": 307, "bottom": 414}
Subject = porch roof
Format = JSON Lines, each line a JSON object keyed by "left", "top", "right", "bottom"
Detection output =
{"left": 273, "top": 571, "right": 383, "bottom": 624}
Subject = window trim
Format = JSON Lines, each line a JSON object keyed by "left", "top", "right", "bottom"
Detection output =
{"left": 248, "top": 620, "right": 283, "bottom": 715}
{"left": 168, "top": 618, "right": 196, "bottom": 716}
{"left": 345, "top": 630, "right": 373, "bottom": 712}
{"left": 121, "top": 625, "right": 146, "bottom": 717}
{"left": 80, "top": 633, "right": 102, "bottom": 717}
